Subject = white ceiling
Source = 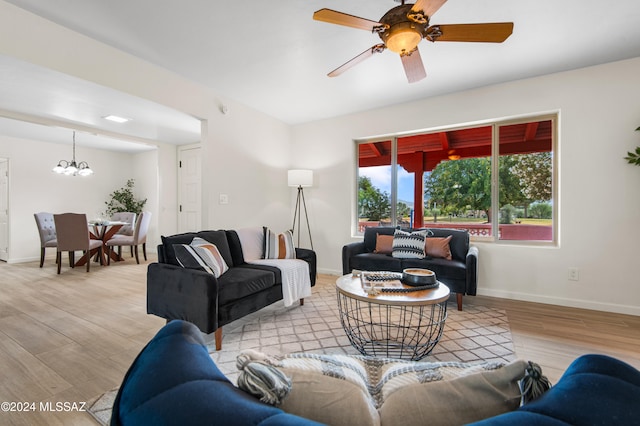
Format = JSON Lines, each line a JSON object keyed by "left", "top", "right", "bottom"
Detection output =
{"left": 2, "top": 0, "right": 640, "bottom": 151}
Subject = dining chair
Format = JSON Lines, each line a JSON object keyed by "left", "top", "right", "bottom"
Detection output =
{"left": 111, "top": 212, "right": 136, "bottom": 236}
{"left": 106, "top": 211, "right": 152, "bottom": 264}
{"left": 53, "top": 213, "right": 103, "bottom": 274}
{"left": 34, "top": 212, "right": 58, "bottom": 267}
{"left": 110, "top": 212, "right": 136, "bottom": 257}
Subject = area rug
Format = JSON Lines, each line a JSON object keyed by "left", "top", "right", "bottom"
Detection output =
{"left": 88, "top": 277, "right": 514, "bottom": 425}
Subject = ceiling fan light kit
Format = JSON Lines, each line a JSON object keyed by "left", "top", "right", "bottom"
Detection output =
{"left": 313, "top": 0, "right": 514, "bottom": 83}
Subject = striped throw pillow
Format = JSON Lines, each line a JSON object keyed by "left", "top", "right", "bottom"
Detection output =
{"left": 173, "top": 237, "right": 229, "bottom": 278}
{"left": 263, "top": 228, "right": 295, "bottom": 259}
{"left": 392, "top": 229, "right": 427, "bottom": 259}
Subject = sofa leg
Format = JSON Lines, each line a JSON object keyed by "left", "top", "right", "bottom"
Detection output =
{"left": 215, "top": 327, "right": 222, "bottom": 351}
{"left": 300, "top": 298, "right": 304, "bottom": 306}
{"left": 457, "top": 293, "right": 463, "bottom": 311}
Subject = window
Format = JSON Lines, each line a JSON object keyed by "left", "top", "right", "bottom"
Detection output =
{"left": 356, "top": 114, "right": 557, "bottom": 243}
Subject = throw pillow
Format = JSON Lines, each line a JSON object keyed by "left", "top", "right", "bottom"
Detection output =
{"left": 236, "top": 227, "right": 264, "bottom": 261}
{"left": 374, "top": 234, "right": 394, "bottom": 254}
{"left": 236, "top": 351, "right": 528, "bottom": 426}
{"left": 378, "top": 359, "right": 526, "bottom": 425}
{"left": 426, "top": 235, "right": 453, "bottom": 260}
{"left": 392, "top": 229, "right": 427, "bottom": 259}
{"left": 173, "top": 237, "right": 229, "bottom": 278}
{"left": 263, "top": 227, "right": 295, "bottom": 259}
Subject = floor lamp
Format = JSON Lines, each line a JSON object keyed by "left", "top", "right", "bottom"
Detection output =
{"left": 288, "top": 169, "right": 313, "bottom": 250}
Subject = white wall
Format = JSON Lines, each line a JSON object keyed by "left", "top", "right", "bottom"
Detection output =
{"left": 292, "top": 57, "right": 640, "bottom": 316}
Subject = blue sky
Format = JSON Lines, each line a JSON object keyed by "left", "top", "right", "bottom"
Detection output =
{"left": 360, "top": 165, "right": 416, "bottom": 205}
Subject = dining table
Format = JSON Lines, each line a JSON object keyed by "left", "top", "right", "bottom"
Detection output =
{"left": 73, "top": 220, "right": 130, "bottom": 267}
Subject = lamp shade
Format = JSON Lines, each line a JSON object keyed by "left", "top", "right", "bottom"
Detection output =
{"left": 288, "top": 169, "right": 313, "bottom": 187}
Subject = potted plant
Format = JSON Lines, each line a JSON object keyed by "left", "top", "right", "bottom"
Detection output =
{"left": 624, "top": 126, "right": 640, "bottom": 166}
{"left": 105, "top": 179, "right": 147, "bottom": 215}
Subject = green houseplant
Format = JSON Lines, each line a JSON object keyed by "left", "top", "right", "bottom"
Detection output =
{"left": 105, "top": 179, "right": 147, "bottom": 215}
{"left": 624, "top": 126, "right": 640, "bottom": 166}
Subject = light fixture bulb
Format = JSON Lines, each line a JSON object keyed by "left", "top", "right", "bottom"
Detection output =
{"left": 78, "top": 163, "right": 93, "bottom": 176}
{"left": 384, "top": 24, "right": 422, "bottom": 54}
{"left": 53, "top": 163, "right": 65, "bottom": 174}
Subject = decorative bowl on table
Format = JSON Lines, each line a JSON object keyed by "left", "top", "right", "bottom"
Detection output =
{"left": 402, "top": 268, "right": 438, "bottom": 287}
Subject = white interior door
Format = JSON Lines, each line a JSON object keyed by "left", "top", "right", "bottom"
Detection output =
{"left": 0, "top": 158, "right": 8, "bottom": 261}
{"left": 178, "top": 146, "right": 201, "bottom": 233}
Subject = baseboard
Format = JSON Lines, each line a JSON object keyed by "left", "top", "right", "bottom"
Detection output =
{"left": 317, "top": 268, "right": 342, "bottom": 276}
{"left": 478, "top": 288, "right": 640, "bottom": 317}
{"left": 5, "top": 256, "right": 40, "bottom": 264}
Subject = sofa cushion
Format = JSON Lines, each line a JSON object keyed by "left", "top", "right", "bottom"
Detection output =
{"left": 162, "top": 230, "right": 233, "bottom": 267}
{"left": 217, "top": 267, "right": 276, "bottom": 305}
{"left": 426, "top": 235, "right": 453, "bottom": 260}
{"left": 401, "top": 258, "right": 466, "bottom": 282}
{"left": 392, "top": 229, "right": 428, "bottom": 259}
{"left": 350, "top": 253, "right": 403, "bottom": 273}
{"left": 173, "top": 238, "right": 229, "bottom": 278}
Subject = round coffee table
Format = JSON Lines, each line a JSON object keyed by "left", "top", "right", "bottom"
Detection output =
{"left": 336, "top": 273, "right": 449, "bottom": 360}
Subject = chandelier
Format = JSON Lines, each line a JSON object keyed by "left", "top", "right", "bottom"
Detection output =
{"left": 52, "top": 131, "right": 93, "bottom": 176}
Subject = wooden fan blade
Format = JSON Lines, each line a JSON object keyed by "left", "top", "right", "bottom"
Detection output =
{"left": 411, "top": 0, "right": 447, "bottom": 17}
{"left": 328, "top": 44, "right": 386, "bottom": 77}
{"left": 401, "top": 49, "right": 427, "bottom": 83}
{"left": 313, "top": 8, "right": 383, "bottom": 31}
{"left": 429, "top": 23, "right": 514, "bottom": 42}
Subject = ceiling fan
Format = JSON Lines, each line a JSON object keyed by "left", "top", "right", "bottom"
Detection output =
{"left": 313, "top": 0, "right": 514, "bottom": 83}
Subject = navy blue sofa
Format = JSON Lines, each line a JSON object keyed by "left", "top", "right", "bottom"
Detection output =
{"left": 111, "top": 320, "right": 640, "bottom": 426}
{"left": 110, "top": 320, "right": 322, "bottom": 426}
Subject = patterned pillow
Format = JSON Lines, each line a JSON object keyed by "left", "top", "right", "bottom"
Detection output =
{"left": 263, "top": 227, "right": 295, "bottom": 259}
{"left": 173, "top": 237, "right": 229, "bottom": 278}
{"left": 392, "top": 229, "right": 428, "bottom": 259}
{"left": 236, "top": 351, "right": 528, "bottom": 426}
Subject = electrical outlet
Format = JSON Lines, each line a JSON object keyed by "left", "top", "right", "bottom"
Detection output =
{"left": 219, "top": 194, "right": 229, "bottom": 205}
{"left": 568, "top": 267, "right": 579, "bottom": 281}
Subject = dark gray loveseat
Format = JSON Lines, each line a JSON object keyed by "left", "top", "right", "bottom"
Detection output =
{"left": 147, "top": 229, "right": 316, "bottom": 350}
{"left": 342, "top": 227, "right": 477, "bottom": 310}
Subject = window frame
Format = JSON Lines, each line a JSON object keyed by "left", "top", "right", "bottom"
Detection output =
{"left": 354, "top": 112, "right": 558, "bottom": 245}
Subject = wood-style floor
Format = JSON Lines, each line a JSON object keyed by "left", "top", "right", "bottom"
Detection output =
{"left": 1, "top": 256, "right": 639, "bottom": 425}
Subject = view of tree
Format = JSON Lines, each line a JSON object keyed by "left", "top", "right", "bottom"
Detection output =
{"left": 424, "top": 157, "right": 492, "bottom": 219}
{"left": 424, "top": 153, "right": 551, "bottom": 222}
{"left": 359, "top": 151, "right": 552, "bottom": 224}
{"left": 396, "top": 201, "right": 410, "bottom": 219}
{"left": 358, "top": 176, "right": 389, "bottom": 221}
{"left": 509, "top": 152, "right": 552, "bottom": 202}
{"left": 529, "top": 202, "right": 552, "bottom": 219}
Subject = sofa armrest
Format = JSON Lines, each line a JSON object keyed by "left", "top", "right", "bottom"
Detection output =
{"left": 147, "top": 263, "right": 220, "bottom": 334}
{"left": 295, "top": 248, "right": 317, "bottom": 286}
{"left": 465, "top": 245, "right": 479, "bottom": 296}
{"left": 342, "top": 241, "right": 367, "bottom": 275}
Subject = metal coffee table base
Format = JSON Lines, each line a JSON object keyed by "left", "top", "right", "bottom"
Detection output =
{"left": 337, "top": 293, "right": 447, "bottom": 361}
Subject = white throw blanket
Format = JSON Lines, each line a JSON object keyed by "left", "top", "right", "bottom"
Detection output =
{"left": 248, "top": 259, "right": 312, "bottom": 307}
